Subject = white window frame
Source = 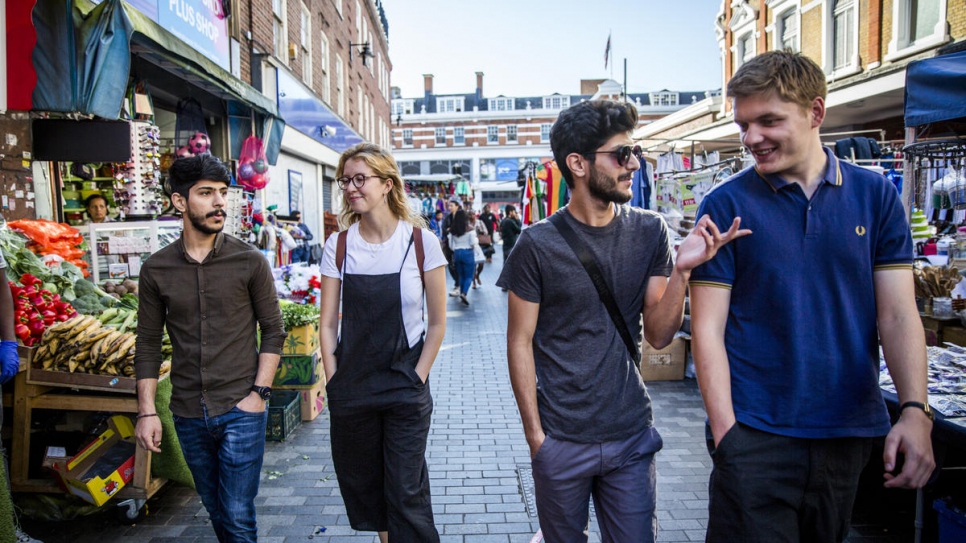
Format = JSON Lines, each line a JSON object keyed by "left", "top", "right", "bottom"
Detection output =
{"left": 435, "top": 127, "right": 446, "bottom": 144}
{"left": 272, "top": 0, "right": 288, "bottom": 66}
{"left": 823, "top": 0, "right": 860, "bottom": 77}
{"left": 540, "top": 124, "right": 551, "bottom": 143}
{"left": 488, "top": 97, "right": 515, "bottom": 111}
{"left": 336, "top": 56, "right": 345, "bottom": 117}
{"left": 649, "top": 92, "right": 679, "bottom": 106}
{"left": 333, "top": 0, "right": 343, "bottom": 18}
{"left": 733, "top": 31, "right": 755, "bottom": 70}
{"left": 886, "top": 0, "right": 949, "bottom": 61}
{"left": 402, "top": 129, "right": 413, "bottom": 146}
{"left": 765, "top": 0, "right": 800, "bottom": 52}
{"left": 300, "top": 3, "right": 312, "bottom": 86}
{"left": 542, "top": 95, "right": 570, "bottom": 110}
{"left": 507, "top": 125, "right": 518, "bottom": 143}
{"left": 436, "top": 97, "right": 464, "bottom": 113}
{"left": 487, "top": 126, "right": 499, "bottom": 143}
{"left": 319, "top": 32, "right": 330, "bottom": 104}
{"left": 453, "top": 126, "right": 465, "bottom": 145}
{"left": 777, "top": 8, "right": 799, "bottom": 51}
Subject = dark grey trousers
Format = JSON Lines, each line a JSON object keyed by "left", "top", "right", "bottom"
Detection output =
{"left": 706, "top": 422, "right": 873, "bottom": 543}
{"left": 531, "top": 426, "right": 663, "bottom": 543}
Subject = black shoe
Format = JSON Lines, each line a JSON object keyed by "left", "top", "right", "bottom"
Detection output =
{"left": 460, "top": 293, "right": 469, "bottom": 306}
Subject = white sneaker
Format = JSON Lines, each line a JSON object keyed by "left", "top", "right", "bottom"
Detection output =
{"left": 449, "top": 287, "right": 460, "bottom": 297}
{"left": 15, "top": 527, "right": 43, "bottom": 543}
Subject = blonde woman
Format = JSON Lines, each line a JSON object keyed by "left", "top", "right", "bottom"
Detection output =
{"left": 319, "top": 143, "right": 446, "bottom": 543}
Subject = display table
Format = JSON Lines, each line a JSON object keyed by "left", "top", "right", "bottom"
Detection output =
{"left": 920, "top": 313, "right": 966, "bottom": 347}
{"left": 8, "top": 360, "right": 166, "bottom": 501}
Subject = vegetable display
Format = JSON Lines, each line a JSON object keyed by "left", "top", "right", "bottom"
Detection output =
{"left": 10, "top": 273, "right": 78, "bottom": 346}
{"left": 279, "top": 300, "right": 320, "bottom": 332}
{"left": 7, "top": 219, "right": 89, "bottom": 277}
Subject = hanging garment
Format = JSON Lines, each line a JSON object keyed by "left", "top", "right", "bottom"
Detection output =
{"left": 630, "top": 161, "right": 654, "bottom": 209}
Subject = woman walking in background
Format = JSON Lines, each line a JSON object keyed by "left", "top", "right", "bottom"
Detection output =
{"left": 468, "top": 210, "right": 488, "bottom": 289}
{"left": 448, "top": 209, "right": 478, "bottom": 306}
{"left": 319, "top": 142, "right": 447, "bottom": 543}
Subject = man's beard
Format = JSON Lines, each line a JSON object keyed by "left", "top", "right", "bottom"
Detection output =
{"left": 188, "top": 208, "right": 226, "bottom": 235}
{"left": 588, "top": 165, "right": 632, "bottom": 204}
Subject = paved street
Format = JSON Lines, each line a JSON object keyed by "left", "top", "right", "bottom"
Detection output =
{"left": 19, "top": 252, "right": 917, "bottom": 542}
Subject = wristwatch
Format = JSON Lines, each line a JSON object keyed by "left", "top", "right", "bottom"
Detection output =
{"left": 251, "top": 385, "right": 273, "bottom": 401}
{"left": 900, "top": 401, "right": 934, "bottom": 421}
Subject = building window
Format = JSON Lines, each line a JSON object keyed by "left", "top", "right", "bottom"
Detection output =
{"left": 435, "top": 127, "right": 446, "bottom": 144}
{"left": 778, "top": 9, "right": 799, "bottom": 52}
{"left": 650, "top": 92, "right": 679, "bottom": 106}
{"left": 300, "top": 4, "right": 312, "bottom": 86}
{"left": 735, "top": 32, "right": 754, "bottom": 69}
{"left": 487, "top": 126, "right": 499, "bottom": 143}
{"left": 888, "top": 0, "right": 947, "bottom": 58}
{"left": 488, "top": 97, "right": 514, "bottom": 111}
{"left": 454, "top": 126, "right": 465, "bottom": 145}
{"left": 391, "top": 99, "right": 415, "bottom": 117}
{"left": 436, "top": 97, "right": 464, "bottom": 113}
{"left": 507, "top": 125, "right": 518, "bottom": 142}
{"left": 403, "top": 129, "right": 413, "bottom": 146}
{"left": 335, "top": 56, "right": 345, "bottom": 117}
{"left": 333, "top": 0, "right": 342, "bottom": 18}
{"left": 542, "top": 96, "right": 570, "bottom": 110}
{"left": 832, "top": 0, "right": 856, "bottom": 72}
{"left": 272, "top": 0, "right": 287, "bottom": 65}
{"left": 541, "top": 124, "right": 551, "bottom": 142}
{"left": 319, "top": 33, "right": 330, "bottom": 103}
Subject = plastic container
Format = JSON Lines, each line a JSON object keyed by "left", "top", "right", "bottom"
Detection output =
{"left": 934, "top": 297, "right": 954, "bottom": 318}
{"left": 934, "top": 498, "right": 966, "bottom": 543}
{"left": 265, "top": 390, "right": 301, "bottom": 441}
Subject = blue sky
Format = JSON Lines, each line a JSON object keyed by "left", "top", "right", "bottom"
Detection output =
{"left": 381, "top": 0, "right": 725, "bottom": 99}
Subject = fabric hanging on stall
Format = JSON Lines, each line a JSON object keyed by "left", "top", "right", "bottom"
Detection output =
{"left": 522, "top": 174, "right": 534, "bottom": 225}
{"left": 630, "top": 161, "right": 654, "bottom": 209}
{"left": 537, "top": 160, "right": 568, "bottom": 215}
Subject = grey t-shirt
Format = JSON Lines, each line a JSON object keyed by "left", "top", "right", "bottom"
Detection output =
{"left": 497, "top": 205, "right": 674, "bottom": 443}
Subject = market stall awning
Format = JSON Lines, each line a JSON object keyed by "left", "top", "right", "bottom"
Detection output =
{"left": 904, "top": 49, "right": 966, "bottom": 127}
{"left": 30, "top": 0, "right": 284, "bottom": 162}
{"left": 403, "top": 174, "right": 463, "bottom": 184}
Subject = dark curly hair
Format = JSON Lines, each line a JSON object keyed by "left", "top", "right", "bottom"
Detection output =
{"left": 550, "top": 100, "right": 638, "bottom": 189}
{"left": 166, "top": 155, "right": 231, "bottom": 199}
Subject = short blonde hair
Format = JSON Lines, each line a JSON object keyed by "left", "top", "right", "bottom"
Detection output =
{"left": 336, "top": 143, "right": 426, "bottom": 229}
{"left": 727, "top": 50, "right": 826, "bottom": 111}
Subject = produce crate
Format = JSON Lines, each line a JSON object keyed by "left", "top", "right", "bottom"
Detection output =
{"left": 265, "top": 390, "right": 300, "bottom": 442}
{"left": 934, "top": 498, "right": 966, "bottom": 543}
{"left": 27, "top": 362, "right": 137, "bottom": 393}
{"left": 272, "top": 350, "right": 322, "bottom": 389}
{"left": 297, "top": 378, "right": 326, "bottom": 422}
{"left": 282, "top": 322, "right": 320, "bottom": 355}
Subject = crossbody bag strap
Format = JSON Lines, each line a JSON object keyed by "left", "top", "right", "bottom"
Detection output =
{"left": 548, "top": 213, "right": 641, "bottom": 364}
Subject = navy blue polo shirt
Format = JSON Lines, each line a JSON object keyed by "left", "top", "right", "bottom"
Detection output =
{"left": 691, "top": 147, "right": 912, "bottom": 439}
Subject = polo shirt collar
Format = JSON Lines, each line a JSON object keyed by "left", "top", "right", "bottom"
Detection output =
{"left": 177, "top": 231, "right": 226, "bottom": 263}
{"left": 756, "top": 146, "right": 842, "bottom": 192}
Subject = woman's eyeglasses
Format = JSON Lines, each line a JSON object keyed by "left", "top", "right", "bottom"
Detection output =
{"left": 337, "top": 174, "right": 383, "bottom": 190}
{"left": 588, "top": 144, "right": 643, "bottom": 167}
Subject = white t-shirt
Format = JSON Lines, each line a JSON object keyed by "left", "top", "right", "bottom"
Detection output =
{"left": 321, "top": 220, "right": 447, "bottom": 347}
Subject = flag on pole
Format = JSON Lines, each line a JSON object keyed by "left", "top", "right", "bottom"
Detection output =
{"left": 604, "top": 32, "right": 611, "bottom": 69}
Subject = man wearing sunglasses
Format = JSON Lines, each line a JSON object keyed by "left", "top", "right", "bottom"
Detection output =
{"left": 498, "top": 99, "right": 747, "bottom": 542}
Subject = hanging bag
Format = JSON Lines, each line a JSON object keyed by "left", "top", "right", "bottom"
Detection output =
{"left": 237, "top": 135, "right": 270, "bottom": 190}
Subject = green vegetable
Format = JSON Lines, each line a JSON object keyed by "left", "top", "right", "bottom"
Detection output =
{"left": 279, "top": 300, "right": 320, "bottom": 332}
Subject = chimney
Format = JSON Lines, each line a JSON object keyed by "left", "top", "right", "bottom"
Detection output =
{"left": 423, "top": 74, "right": 434, "bottom": 94}
{"left": 476, "top": 71, "right": 484, "bottom": 99}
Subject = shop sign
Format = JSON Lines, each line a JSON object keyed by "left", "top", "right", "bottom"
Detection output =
{"left": 277, "top": 71, "right": 364, "bottom": 153}
{"left": 94, "top": 0, "right": 230, "bottom": 70}
{"left": 495, "top": 158, "right": 519, "bottom": 181}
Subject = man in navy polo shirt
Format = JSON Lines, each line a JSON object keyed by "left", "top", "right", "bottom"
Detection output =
{"left": 690, "top": 51, "right": 934, "bottom": 542}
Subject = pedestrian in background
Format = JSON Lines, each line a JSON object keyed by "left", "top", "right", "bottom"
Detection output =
{"left": 498, "top": 99, "right": 746, "bottom": 543}
{"left": 319, "top": 142, "right": 446, "bottom": 543}
{"left": 442, "top": 197, "right": 460, "bottom": 296}
{"left": 290, "top": 210, "right": 314, "bottom": 263}
{"left": 479, "top": 203, "right": 499, "bottom": 262}
{"left": 690, "top": 50, "right": 934, "bottom": 543}
{"left": 468, "top": 210, "right": 487, "bottom": 289}
{"left": 500, "top": 205, "right": 522, "bottom": 261}
{"left": 429, "top": 209, "right": 444, "bottom": 241}
{"left": 448, "top": 208, "right": 478, "bottom": 306}
{"left": 135, "top": 155, "right": 287, "bottom": 543}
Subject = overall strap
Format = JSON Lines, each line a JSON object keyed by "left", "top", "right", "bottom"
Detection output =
{"left": 548, "top": 213, "right": 641, "bottom": 364}
{"left": 336, "top": 230, "right": 348, "bottom": 275}
{"left": 336, "top": 227, "right": 425, "bottom": 288}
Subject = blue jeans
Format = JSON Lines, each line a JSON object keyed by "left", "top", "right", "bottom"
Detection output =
{"left": 174, "top": 406, "right": 268, "bottom": 543}
{"left": 453, "top": 248, "right": 475, "bottom": 295}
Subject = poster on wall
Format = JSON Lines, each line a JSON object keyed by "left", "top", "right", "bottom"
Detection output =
{"left": 289, "top": 170, "right": 303, "bottom": 214}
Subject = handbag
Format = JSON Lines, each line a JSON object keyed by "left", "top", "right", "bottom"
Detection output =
{"left": 473, "top": 244, "right": 486, "bottom": 263}
{"left": 478, "top": 233, "right": 492, "bottom": 245}
{"left": 549, "top": 213, "right": 641, "bottom": 364}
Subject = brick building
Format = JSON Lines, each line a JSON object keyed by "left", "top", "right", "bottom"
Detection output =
{"left": 635, "top": 0, "right": 966, "bottom": 157}
{"left": 391, "top": 72, "right": 712, "bottom": 208}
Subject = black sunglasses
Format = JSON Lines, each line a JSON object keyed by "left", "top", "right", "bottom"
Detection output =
{"left": 589, "top": 144, "right": 643, "bottom": 167}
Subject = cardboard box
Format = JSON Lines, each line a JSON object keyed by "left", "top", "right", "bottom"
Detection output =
{"left": 273, "top": 350, "right": 322, "bottom": 388}
{"left": 282, "top": 322, "right": 320, "bottom": 355}
{"left": 52, "top": 415, "right": 136, "bottom": 506}
{"left": 299, "top": 378, "right": 327, "bottom": 422}
{"left": 943, "top": 326, "right": 966, "bottom": 347}
{"left": 639, "top": 337, "right": 687, "bottom": 381}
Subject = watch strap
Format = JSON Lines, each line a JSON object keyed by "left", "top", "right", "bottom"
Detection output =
{"left": 251, "top": 385, "right": 272, "bottom": 400}
{"left": 899, "top": 401, "right": 933, "bottom": 419}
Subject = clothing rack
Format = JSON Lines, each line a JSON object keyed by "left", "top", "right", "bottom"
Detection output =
{"left": 655, "top": 157, "right": 746, "bottom": 179}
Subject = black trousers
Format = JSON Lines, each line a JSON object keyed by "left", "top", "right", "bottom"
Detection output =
{"left": 706, "top": 422, "right": 873, "bottom": 543}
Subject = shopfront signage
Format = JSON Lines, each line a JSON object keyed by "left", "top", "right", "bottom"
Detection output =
{"left": 276, "top": 71, "right": 364, "bottom": 153}
{"left": 495, "top": 158, "right": 519, "bottom": 181}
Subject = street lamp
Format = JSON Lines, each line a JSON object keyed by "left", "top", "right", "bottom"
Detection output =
{"left": 349, "top": 42, "right": 374, "bottom": 67}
